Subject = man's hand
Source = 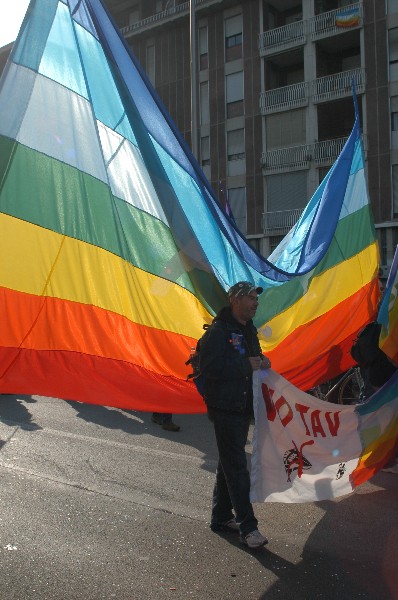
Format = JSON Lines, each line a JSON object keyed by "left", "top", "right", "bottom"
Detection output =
{"left": 249, "top": 356, "right": 262, "bottom": 371}
{"left": 261, "top": 355, "right": 271, "bottom": 369}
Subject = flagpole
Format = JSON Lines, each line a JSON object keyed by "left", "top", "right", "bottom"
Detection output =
{"left": 190, "top": 0, "right": 198, "bottom": 159}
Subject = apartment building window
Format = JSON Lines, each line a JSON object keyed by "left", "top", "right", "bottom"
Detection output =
{"left": 227, "top": 129, "right": 245, "bottom": 176}
{"left": 129, "top": 5, "right": 139, "bottom": 25}
{"left": 228, "top": 187, "right": 247, "bottom": 234}
{"left": 146, "top": 45, "right": 155, "bottom": 86}
{"left": 393, "top": 165, "right": 398, "bottom": 217}
{"left": 199, "top": 27, "right": 208, "bottom": 70}
{"left": 388, "top": 0, "right": 398, "bottom": 14}
{"left": 226, "top": 71, "right": 244, "bottom": 118}
{"left": 389, "top": 28, "right": 398, "bottom": 81}
{"left": 267, "top": 171, "right": 307, "bottom": 215}
{"left": 200, "top": 136, "right": 211, "bottom": 180}
{"left": 225, "top": 14, "right": 242, "bottom": 62}
{"left": 391, "top": 97, "right": 398, "bottom": 149}
{"left": 266, "top": 109, "right": 306, "bottom": 148}
{"left": 200, "top": 81, "right": 209, "bottom": 125}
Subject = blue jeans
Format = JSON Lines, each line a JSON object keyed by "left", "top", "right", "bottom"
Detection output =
{"left": 209, "top": 408, "right": 258, "bottom": 537}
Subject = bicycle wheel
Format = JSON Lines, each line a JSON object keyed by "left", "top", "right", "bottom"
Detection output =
{"left": 337, "top": 370, "right": 362, "bottom": 405}
{"left": 307, "top": 385, "right": 327, "bottom": 401}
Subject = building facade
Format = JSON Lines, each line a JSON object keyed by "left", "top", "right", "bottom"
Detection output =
{"left": 105, "top": 0, "right": 398, "bottom": 271}
{"left": 1, "top": 0, "right": 397, "bottom": 270}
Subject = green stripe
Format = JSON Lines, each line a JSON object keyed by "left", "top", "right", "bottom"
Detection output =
{"left": 255, "top": 206, "right": 376, "bottom": 325}
{"left": 0, "top": 135, "right": 195, "bottom": 291}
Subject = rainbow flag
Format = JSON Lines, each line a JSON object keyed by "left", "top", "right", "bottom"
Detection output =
{"left": 251, "top": 369, "right": 398, "bottom": 503}
{"left": 335, "top": 7, "right": 361, "bottom": 28}
{"left": 378, "top": 246, "right": 398, "bottom": 365}
{"left": 0, "top": 0, "right": 379, "bottom": 412}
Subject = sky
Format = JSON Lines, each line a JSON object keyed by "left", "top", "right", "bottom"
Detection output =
{"left": 0, "top": 1, "right": 30, "bottom": 48}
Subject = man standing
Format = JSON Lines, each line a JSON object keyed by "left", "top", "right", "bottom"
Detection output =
{"left": 199, "top": 281, "right": 271, "bottom": 549}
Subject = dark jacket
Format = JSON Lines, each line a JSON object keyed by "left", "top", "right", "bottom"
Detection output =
{"left": 199, "top": 306, "right": 262, "bottom": 413}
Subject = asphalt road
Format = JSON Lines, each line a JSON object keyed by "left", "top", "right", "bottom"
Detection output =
{"left": 0, "top": 393, "right": 397, "bottom": 600}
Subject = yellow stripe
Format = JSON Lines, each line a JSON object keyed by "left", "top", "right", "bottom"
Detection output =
{"left": 258, "top": 242, "right": 379, "bottom": 349}
{"left": 0, "top": 213, "right": 212, "bottom": 338}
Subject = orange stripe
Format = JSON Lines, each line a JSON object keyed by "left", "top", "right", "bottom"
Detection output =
{"left": 266, "top": 281, "right": 379, "bottom": 389}
{"left": 0, "top": 287, "right": 196, "bottom": 380}
{"left": 0, "top": 347, "right": 205, "bottom": 413}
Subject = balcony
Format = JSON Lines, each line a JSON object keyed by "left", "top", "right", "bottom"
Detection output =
{"left": 261, "top": 68, "right": 365, "bottom": 115}
{"left": 309, "top": 3, "right": 363, "bottom": 42}
{"left": 258, "top": 20, "right": 305, "bottom": 58}
{"left": 260, "top": 82, "right": 309, "bottom": 115}
{"left": 260, "top": 144, "right": 311, "bottom": 173}
{"left": 312, "top": 67, "right": 365, "bottom": 103}
{"left": 258, "top": 3, "right": 362, "bottom": 58}
{"left": 120, "top": 0, "right": 219, "bottom": 36}
{"left": 262, "top": 208, "right": 303, "bottom": 234}
{"left": 313, "top": 136, "right": 348, "bottom": 165}
{"left": 260, "top": 135, "right": 368, "bottom": 173}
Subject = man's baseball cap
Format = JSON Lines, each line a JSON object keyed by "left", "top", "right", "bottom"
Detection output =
{"left": 228, "top": 281, "right": 263, "bottom": 302}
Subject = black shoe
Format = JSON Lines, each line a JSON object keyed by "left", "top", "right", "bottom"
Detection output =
{"left": 161, "top": 421, "right": 180, "bottom": 432}
{"left": 210, "top": 519, "right": 239, "bottom": 533}
{"left": 151, "top": 414, "right": 162, "bottom": 425}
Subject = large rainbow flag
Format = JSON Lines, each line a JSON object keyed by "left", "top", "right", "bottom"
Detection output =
{"left": 0, "top": 0, "right": 379, "bottom": 413}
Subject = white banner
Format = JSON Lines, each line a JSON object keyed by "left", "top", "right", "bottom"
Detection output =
{"left": 251, "top": 369, "right": 398, "bottom": 503}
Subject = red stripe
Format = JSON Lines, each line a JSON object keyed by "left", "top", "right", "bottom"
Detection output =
{"left": 0, "top": 347, "right": 205, "bottom": 413}
{"left": 0, "top": 287, "right": 195, "bottom": 379}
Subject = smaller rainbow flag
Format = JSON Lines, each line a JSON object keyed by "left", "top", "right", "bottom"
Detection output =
{"left": 335, "top": 7, "right": 361, "bottom": 28}
{"left": 378, "top": 246, "right": 398, "bottom": 365}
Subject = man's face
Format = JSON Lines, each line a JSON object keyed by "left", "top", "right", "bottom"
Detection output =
{"left": 232, "top": 291, "right": 259, "bottom": 323}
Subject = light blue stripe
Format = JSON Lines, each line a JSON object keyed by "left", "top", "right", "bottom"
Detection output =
{"left": 75, "top": 20, "right": 137, "bottom": 144}
{"left": 151, "top": 135, "right": 267, "bottom": 288}
{"left": 39, "top": 1, "right": 88, "bottom": 98}
{"left": 11, "top": 0, "right": 58, "bottom": 73}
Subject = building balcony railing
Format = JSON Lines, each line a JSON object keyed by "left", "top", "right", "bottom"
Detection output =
{"left": 261, "top": 135, "right": 368, "bottom": 179}
{"left": 313, "top": 136, "right": 348, "bottom": 164}
{"left": 309, "top": 3, "right": 363, "bottom": 41}
{"left": 258, "top": 2, "right": 362, "bottom": 57}
{"left": 120, "top": 0, "right": 218, "bottom": 36}
{"left": 261, "top": 68, "right": 365, "bottom": 115}
{"left": 260, "top": 135, "right": 369, "bottom": 173}
{"left": 260, "top": 82, "right": 309, "bottom": 115}
{"left": 258, "top": 20, "right": 305, "bottom": 57}
{"left": 312, "top": 67, "right": 365, "bottom": 103}
{"left": 262, "top": 208, "right": 303, "bottom": 234}
{"left": 260, "top": 144, "right": 312, "bottom": 172}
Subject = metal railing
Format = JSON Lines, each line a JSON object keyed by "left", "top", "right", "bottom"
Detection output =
{"left": 260, "top": 82, "right": 309, "bottom": 114}
{"left": 313, "top": 137, "right": 348, "bottom": 163}
{"left": 309, "top": 2, "right": 362, "bottom": 41}
{"left": 121, "top": 0, "right": 218, "bottom": 35}
{"left": 312, "top": 67, "right": 365, "bottom": 103}
{"left": 260, "top": 68, "right": 365, "bottom": 114}
{"left": 260, "top": 144, "right": 311, "bottom": 171}
{"left": 262, "top": 208, "right": 303, "bottom": 233}
{"left": 258, "top": 2, "right": 362, "bottom": 56}
{"left": 258, "top": 20, "right": 305, "bottom": 56}
{"left": 260, "top": 135, "right": 369, "bottom": 171}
